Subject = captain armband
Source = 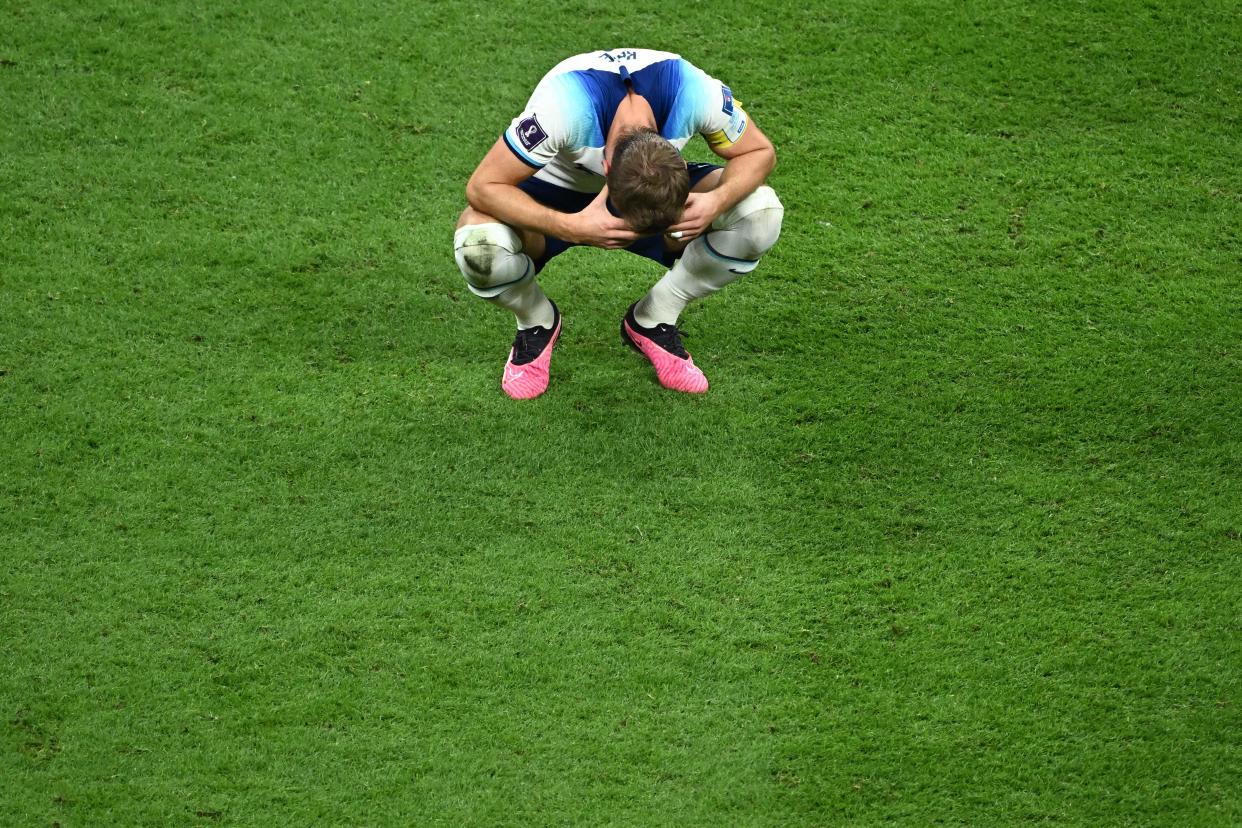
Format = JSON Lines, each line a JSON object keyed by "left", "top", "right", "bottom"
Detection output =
{"left": 704, "top": 104, "right": 749, "bottom": 151}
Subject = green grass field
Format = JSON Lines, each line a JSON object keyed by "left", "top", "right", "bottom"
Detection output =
{"left": 3, "top": 0, "right": 1239, "bottom": 823}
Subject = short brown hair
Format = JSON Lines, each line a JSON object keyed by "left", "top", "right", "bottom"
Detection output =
{"left": 606, "top": 129, "right": 689, "bottom": 235}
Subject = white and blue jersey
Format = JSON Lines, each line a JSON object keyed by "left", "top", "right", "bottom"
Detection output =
{"left": 503, "top": 49, "right": 750, "bottom": 193}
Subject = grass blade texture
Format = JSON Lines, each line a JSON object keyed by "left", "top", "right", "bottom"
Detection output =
{"left": 1, "top": 0, "right": 1238, "bottom": 824}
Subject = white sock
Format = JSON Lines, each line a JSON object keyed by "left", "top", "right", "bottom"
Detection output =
{"left": 634, "top": 266, "right": 698, "bottom": 328}
{"left": 490, "top": 279, "right": 556, "bottom": 329}
{"left": 634, "top": 186, "right": 784, "bottom": 327}
{"left": 634, "top": 234, "right": 753, "bottom": 327}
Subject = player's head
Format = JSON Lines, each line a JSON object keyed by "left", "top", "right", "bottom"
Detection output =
{"left": 606, "top": 128, "right": 690, "bottom": 235}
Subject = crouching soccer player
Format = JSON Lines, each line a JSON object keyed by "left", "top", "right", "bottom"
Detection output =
{"left": 453, "top": 49, "right": 783, "bottom": 399}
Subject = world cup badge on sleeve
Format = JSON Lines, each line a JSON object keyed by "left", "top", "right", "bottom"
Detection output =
{"left": 517, "top": 116, "right": 548, "bottom": 151}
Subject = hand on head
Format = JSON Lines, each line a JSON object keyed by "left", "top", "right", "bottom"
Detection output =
{"left": 666, "top": 190, "right": 723, "bottom": 241}
{"left": 568, "top": 187, "right": 641, "bottom": 249}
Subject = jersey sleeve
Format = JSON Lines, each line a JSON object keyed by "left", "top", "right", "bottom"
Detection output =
{"left": 681, "top": 62, "right": 750, "bottom": 152}
{"left": 502, "top": 109, "right": 561, "bottom": 169}
{"left": 501, "top": 77, "right": 585, "bottom": 169}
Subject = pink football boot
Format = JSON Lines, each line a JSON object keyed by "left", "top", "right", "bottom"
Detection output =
{"left": 502, "top": 303, "right": 561, "bottom": 400}
{"left": 620, "top": 303, "right": 709, "bottom": 394}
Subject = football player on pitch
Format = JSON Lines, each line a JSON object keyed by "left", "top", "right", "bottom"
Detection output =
{"left": 454, "top": 49, "right": 783, "bottom": 398}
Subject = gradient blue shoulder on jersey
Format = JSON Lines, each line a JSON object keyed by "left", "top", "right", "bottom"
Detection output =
{"left": 662, "top": 59, "right": 718, "bottom": 142}
{"left": 541, "top": 73, "right": 603, "bottom": 148}
{"left": 625, "top": 58, "right": 683, "bottom": 135}
{"left": 564, "top": 57, "right": 684, "bottom": 145}
{"left": 563, "top": 70, "right": 623, "bottom": 146}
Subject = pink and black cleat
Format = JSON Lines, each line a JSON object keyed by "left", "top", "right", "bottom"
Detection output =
{"left": 620, "top": 303, "right": 709, "bottom": 394}
{"left": 502, "top": 303, "right": 561, "bottom": 400}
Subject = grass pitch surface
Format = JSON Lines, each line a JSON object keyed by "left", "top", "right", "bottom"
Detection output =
{"left": 2, "top": 0, "right": 1239, "bottom": 824}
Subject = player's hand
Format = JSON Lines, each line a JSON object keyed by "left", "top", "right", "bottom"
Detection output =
{"left": 565, "top": 187, "right": 640, "bottom": 249}
{"left": 667, "top": 191, "right": 723, "bottom": 241}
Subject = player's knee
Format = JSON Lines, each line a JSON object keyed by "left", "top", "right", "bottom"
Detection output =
{"left": 712, "top": 185, "right": 784, "bottom": 260}
{"left": 453, "top": 222, "right": 534, "bottom": 298}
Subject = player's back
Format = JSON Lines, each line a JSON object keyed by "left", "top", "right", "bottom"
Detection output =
{"left": 507, "top": 49, "right": 729, "bottom": 191}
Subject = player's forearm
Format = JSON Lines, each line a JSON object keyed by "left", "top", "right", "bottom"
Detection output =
{"left": 713, "top": 147, "right": 777, "bottom": 214}
{"left": 466, "top": 180, "right": 574, "bottom": 240}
